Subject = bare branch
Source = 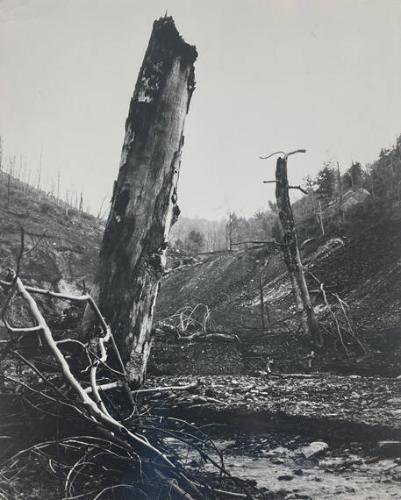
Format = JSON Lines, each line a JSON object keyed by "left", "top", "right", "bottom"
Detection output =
{"left": 2, "top": 276, "right": 201, "bottom": 499}
{"left": 286, "top": 148, "right": 307, "bottom": 158}
{"left": 132, "top": 381, "right": 199, "bottom": 395}
{"left": 259, "top": 151, "right": 287, "bottom": 160}
{"left": 15, "top": 227, "right": 25, "bottom": 277}
{"left": 289, "top": 185, "right": 308, "bottom": 195}
{"left": 259, "top": 148, "right": 306, "bottom": 160}
{"left": 4, "top": 321, "right": 42, "bottom": 334}
{"left": 0, "top": 279, "right": 126, "bottom": 377}
{"left": 231, "top": 240, "right": 281, "bottom": 247}
{"left": 320, "top": 283, "right": 349, "bottom": 357}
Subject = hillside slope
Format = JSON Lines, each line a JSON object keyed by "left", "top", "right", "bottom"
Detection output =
{"left": 154, "top": 204, "right": 401, "bottom": 375}
{"left": 1, "top": 176, "right": 400, "bottom": 375}
{"left": 0, "top": 175, "right": 103, "bottom": 294}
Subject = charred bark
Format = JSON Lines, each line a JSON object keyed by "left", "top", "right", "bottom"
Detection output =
{"left": 275, "top": 157, "right": 323, "bottom": 347}
{"left": 85, "top": 17, "right": 197, "bottom": 387}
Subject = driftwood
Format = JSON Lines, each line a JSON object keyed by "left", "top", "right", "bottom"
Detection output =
{"left": 83, "top": 17, "right": 197, "bottom": 387}
{"left": 84, "top": 379, "right": 199, "bottom": 395}
{"left": 133, "top": 380, "right": 199, "bottom": 394}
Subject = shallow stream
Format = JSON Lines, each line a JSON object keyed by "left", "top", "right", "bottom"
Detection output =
{"left": 167, "top": 430, "right": 401, "bottom": 499}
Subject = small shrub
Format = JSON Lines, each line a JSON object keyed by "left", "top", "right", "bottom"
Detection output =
{"left": 39, "top": 201, "right": 54, "bottom": 214}
{"left": 81, "top": 211, "right": 95, "bottom": 221}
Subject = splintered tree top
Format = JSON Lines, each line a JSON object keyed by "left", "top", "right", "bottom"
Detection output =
{"left": 126, "top": 16, "right": 197, "bottom": 142}
{"left": 150, "top": 16, "right": 198, "bottom": 64}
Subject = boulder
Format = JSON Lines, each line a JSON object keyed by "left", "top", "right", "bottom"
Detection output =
{"left": 301, "top": 441, "right": 329, "bottom": 459}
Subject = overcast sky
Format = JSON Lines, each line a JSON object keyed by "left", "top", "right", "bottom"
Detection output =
{"left": 1, "top": 0, "right": 401, "bottom": 219}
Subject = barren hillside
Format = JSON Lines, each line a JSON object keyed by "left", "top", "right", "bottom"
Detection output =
{"left": 1, "top": 174, "right": 400, "bottom": 375}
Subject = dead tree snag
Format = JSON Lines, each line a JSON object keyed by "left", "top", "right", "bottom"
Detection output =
{"left": 275, "top": 156, "right": 323, "bottom": 347}
{"left": 84, "top": 17, "right": 197, "bottom": 387}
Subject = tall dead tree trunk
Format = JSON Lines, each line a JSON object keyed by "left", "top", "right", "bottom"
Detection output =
{"left": 275, "top": 156, "right": 323, "bottom": 347}
{"left": 259, "top": 271, "right": 266, "bottom": 333}
{"left": 85, "top": 17, "right": 197, "bottom": 387}
{"left": 336, "top": 161, "right": 344, "bottom": 220}
{"left": 226, "top": 212, "right": 234, "bottom": 251}
{"left": 317, "top": 200, "right": 325, "bottom": 236}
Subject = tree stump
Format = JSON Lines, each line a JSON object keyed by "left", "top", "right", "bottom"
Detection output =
{"left": 86, "top": 17, "right": 197, "bottom": 387}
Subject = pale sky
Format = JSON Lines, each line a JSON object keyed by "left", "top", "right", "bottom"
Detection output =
{"left": 1, "top": 0, "right": 401, "bottom": 219}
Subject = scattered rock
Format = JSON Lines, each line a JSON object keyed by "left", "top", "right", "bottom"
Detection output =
{"left": 301, "top": 441, "right": 329, "bottom": 459}
{"left": 278, "top": 474, "right": 294, "bottom": 481}
{"left": 284, "top": 495, "right": 312, "bottom": 500}
{"left": 216, "top": 439, "right": 236, "bottom": 450}
{"left": 268, "top": 446, "right": 288, "bottom": 457}
{"left": 391, "top": 471, "right": 401, "bottom": 482}
{"left": 387, "top": 397, "right": 401, "bottom": 405}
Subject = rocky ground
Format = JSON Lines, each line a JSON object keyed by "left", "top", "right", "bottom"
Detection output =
{"left": 180, "top": 431, "right": 401, "bottom": 499}
{"left": 141, "top": 375, "right": 401, "bottom": 439}
{"left": 139, "top": 374, "right": 401, "bottom": 499}
{"left": 1, "top": 176, "right": 401, "bottom": 498}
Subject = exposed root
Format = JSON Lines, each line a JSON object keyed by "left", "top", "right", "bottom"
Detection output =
{"left": 0, "top": 271, "right": 251, "bottom": 499}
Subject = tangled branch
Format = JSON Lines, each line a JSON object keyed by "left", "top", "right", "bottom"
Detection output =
{"left": 0, "top": 270, "right": 253, "bottom": 498}
{"left": 0, "top": 275, "right": 207, "bottom": 498}
{"left": 157, "top": 304, "right": 239, "bottom": 342}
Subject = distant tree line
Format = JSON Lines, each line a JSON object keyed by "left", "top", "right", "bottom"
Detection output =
{"left": 170, "top": 210, "right": 278, "bottom": 254}
{"left": 171, "top": 134, "right": 401, "bottom": 254}
{"left": 305, "top": 135, "right": 401, "bottom": 207}
{"left": 2, "top": 131, "right": 399, "bottom": 251}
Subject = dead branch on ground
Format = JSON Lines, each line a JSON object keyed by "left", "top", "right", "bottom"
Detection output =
{"left": 156, "top": 304, "right": 240, "bottom": 342}
{"left": 307, "top": 270, "right": 367, "bottom": 358}
{"left": 0, "top": 268, "right": 248, "bottom": 498}
{"left": 0, "top": 275, "right": 215, "bottom": 498}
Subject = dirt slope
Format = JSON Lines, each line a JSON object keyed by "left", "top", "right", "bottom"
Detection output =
{"left": 155, "top": 207, "right": 401, "bottom": 375}
{"left": 158, "top": 212, "right": 401, "bottom": 332}
{"left": 0, "top": 176, "right": 103, "bottom": 294}
{"left": 1, "top": 177, "right": 400, "bottom": 375}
